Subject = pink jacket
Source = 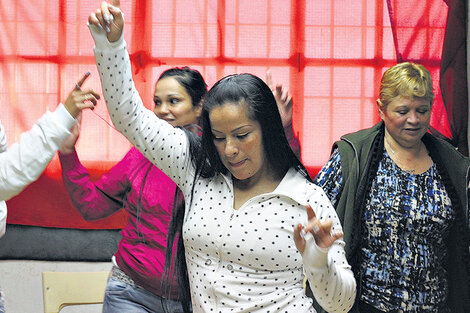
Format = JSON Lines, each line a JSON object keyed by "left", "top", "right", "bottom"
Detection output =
{"left": 59, "top": 147, "right": 178, "bottom": 298}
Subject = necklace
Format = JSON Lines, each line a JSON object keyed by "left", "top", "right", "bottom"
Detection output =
{"left": 384, "top": 136, "right": 420, "bottom": 174}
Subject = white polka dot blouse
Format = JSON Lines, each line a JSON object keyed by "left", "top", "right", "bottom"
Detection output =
{"left": 89, "top": 24, "right": 356, "bottom": 313}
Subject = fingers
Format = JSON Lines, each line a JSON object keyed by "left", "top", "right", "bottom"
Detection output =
{"left": 272, "top": 83, "right": 291, "bottom": 108}
{"left": 293, "top": 223, "right": 306, "bottom": 254}
{"left": 88, "top": 12, "right": 98, "bottom": 26}
{"left": 80, "top": 89, "right": 101, "bottom": 106}
{"left": 293, "top": 223, "right": 303, "bottom": 242}
{"left": 81, "top": 101, "right": 97, "bottom": 111}
{"left": 74, "top": 72, "right": 100, "bottom": 105}
{"left": 108, "top": 2, "right": 122, "bottom": 16}
{"left": 88, "top": 1, "right": 123, "bottom": 35}
{"left": 281, "top": 88, "right": 291, "bottom": 104}
{"left": 64, "top": 73, "right": 101, "bottom": 117}
{"left": 304, "top": 204, "right": 333, "bottom": 236}
{"left": 275, "top": 85, "right": 282, "bottom": 98}
{"left": 77, "top": 94, "right": 99, "bottom": 111}
{"left": 101, "top": 1, "right": 113, "bottom": 25}
{"left": 266, "top": 70, "right": 273, "bottom": 89}
{"left": 322, "top": 219, "right": 333, "bottom": 233}
{"left": 300, "top": 204, "right": 342, "bottom": 250}
{"left": 285, "top": 95, "right": 292, "bottom": 107}
{"left": 88, "top": 10, "right": 105, "bottom": 31}
{"left": 87, "top": 89, "right": 101, "bottom": 99}
{"left": 75, "top": 72, "right": 91, "bottom": 90}
{"left": 73, "top": 73, "right": 100, "bottom": 106}
{"left": 111, "top": 0, "right": 120, "bottom": 8}
{"left": 331, "top": 231, "right": 344, "bottom": 241}
{"left": 305, "top": 204, "right": 316, "bottom": 220}
{"left": 96, "top": 7, "right": 109, "bottom": 32}
{"left": 303, "top": 204, "right": 320, "bottom": 235}
{"left": 266, "top": 70, "right": 292, "bottom": 107}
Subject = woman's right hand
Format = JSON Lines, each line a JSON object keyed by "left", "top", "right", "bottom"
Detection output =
{"left": 60, "top": 114, "right": 82, "bottom": 154}
{"left": 88, "top": 0, "right": 124, "bottom": 43}
{"left": 63, "top": 72, "right": 100, "bottom": 118}
{"left": 293, "top": 204, "right": 343, "bottom": 254}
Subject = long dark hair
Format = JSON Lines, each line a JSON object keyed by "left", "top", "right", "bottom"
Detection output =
{"left": 157, "top": 66, "right": 207, "bottom": 112}
{"left": 197, "top": 73, "right": 307, "bottom": 180}
{"left": 160, "top": 67, "right": 206, "bottom": 313}
{"left": 163, "top": 73, "right": 310, "bottom": 312}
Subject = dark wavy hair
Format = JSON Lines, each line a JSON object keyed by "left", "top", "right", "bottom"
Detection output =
{"left": 163, "top": 73, "right": 311, "bottom": 312}
{"left": 156, "top": 66, "right": 207, "bottom": 110}
{"left": 196, "top": 73, "right": 307, "bottom": 179}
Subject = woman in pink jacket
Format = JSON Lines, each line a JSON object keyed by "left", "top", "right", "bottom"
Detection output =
{"left": 59, "top": 67, "right": 207, "bottom": 313}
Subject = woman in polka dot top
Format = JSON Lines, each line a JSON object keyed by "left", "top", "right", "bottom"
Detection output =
{"left": 87, "top": 1, "right": 356, "bottom": 312}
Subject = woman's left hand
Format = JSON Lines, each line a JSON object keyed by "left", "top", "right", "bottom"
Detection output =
{"left": 294, "top": 204, "right": 343, "bottom": 254}
{"left": 266, "top": 70, "right": 292, "bottom": 128}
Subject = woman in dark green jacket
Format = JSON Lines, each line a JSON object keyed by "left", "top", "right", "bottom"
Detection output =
{"left": 314, "top": 62, "right": 470, "bottom": 313}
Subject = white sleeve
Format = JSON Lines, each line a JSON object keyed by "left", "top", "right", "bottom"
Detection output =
{"left": 302, "top": 189, "right": 356, "bottom": 312}
{"left": 0, "top": 201, "right": 6, "bottom": 238}
{"left": 0, "top": 120, "right": 7, "bottom": 153}
{"left": 89, "top": 24, "right": 194, "bottom": 194}
{"left": 0, "top": 104, "right": 76, "bottom": 201}
{"left": 0, "top": 121, "right": 7, "bottom": 237}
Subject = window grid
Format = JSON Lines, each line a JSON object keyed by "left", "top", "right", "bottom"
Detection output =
{"left": 0, "top": 0, "right": 449, "bottom": 228}
{"left": 0, "top": 0, "right": 446, "bottom": 167}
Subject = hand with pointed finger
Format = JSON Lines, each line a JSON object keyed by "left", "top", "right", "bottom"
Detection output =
{"left": 294, "top": 204, "right": 343, "bottom": 254}
{"left": 88, "top": 0, "right": 123, "bottom": 42}
{"left": 63, "top": 72, "right": 101, "bottom": 118}
{"left": 266, "top": 70, "right": 293, "bottom": 127}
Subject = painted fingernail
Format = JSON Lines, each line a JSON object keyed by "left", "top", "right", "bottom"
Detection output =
{"left": 300, "top": 228, "right": 307, "bottom": 239}
{"left": 105, "top": 26, "right": 110, "bottom": 33}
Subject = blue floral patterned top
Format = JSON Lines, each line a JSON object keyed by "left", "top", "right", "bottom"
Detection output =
{"left": 315, "top": 148, "right": 454, "bottom": 312}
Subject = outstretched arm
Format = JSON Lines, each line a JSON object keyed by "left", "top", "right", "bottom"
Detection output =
{"left": 0, "top": 73, "right": 98, "bottom": 201}
{"left": 0, "top": 73, "right": 98, "bottom": 237}
{"left": 59, "top": 111, "right": 132, "bottom": 221}
{"left": 88, "top": 0, "right": 194, "bottom": 195}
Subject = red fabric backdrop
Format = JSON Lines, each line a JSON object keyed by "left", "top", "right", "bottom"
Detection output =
{"left": 1, "top": 0, "right": 452, "bottom": 229}
{"left": 439, "top": 0, "right": 468, "bottom": 155}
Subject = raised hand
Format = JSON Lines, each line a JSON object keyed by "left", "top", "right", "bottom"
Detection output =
{"left": 63, "top": 72, "right": 100, "bottom": 118}
{"left": 294, "top": 204, "right": 343, "bottom": 254}
{"left": 266, "top": 70, "right": 293, "bottom": 127}
{"left": 88, "top": 0, "right": 123, "bottom": 42}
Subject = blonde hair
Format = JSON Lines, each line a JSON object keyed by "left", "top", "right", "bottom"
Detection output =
{"left": 378, "top": 62, "right": 434, "bottom": 108}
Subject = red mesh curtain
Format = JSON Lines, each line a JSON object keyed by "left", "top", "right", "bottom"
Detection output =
{"left": 386, "top": 0, "right": 454, "bottom": 144}
{"left": 0, "top": 0, "right": 450, "bottom": 229}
